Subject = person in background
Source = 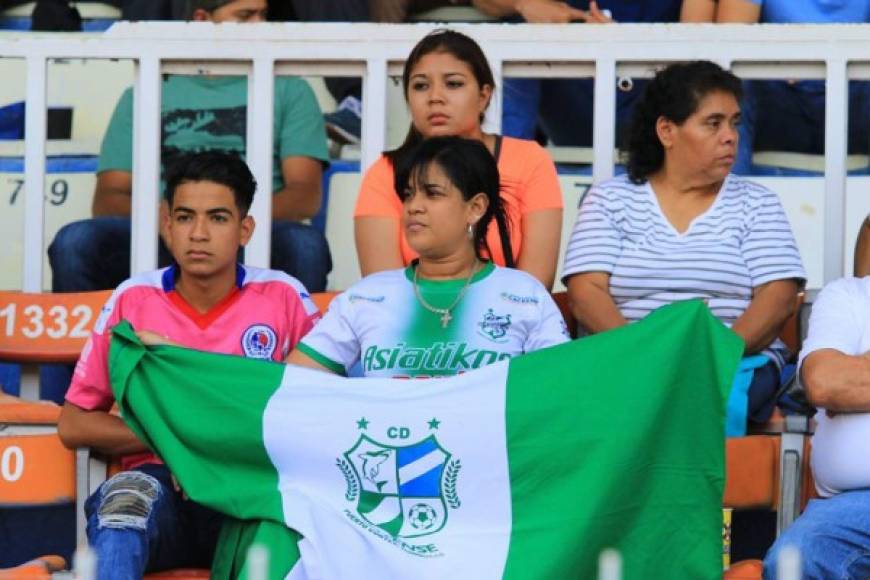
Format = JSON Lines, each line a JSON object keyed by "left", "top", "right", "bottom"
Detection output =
{"left": 472, "top": 0, "right": 682, "bottom": 148}
{"left": 681, "top": 0, "right": 870, "bottom": 175}
{"left": 58, "top": 152, "right": 319, "bottom": 580}
{"left": 354, "top": 29, "right": 563, "bottom": 290}
{"left": 562, "top": 60, "right": 805, "bottom": 423}
{"left": 292, "top": 1, "right": 481, "bottom": 146}
{"left": 763, "top": 273, "right": 870, "bottom": 578}
{"left": 48, "top": 0, "right": 331, "bottom": 296}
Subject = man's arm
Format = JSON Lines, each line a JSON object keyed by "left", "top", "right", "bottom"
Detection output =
{"left": 854, "top": 216, "right": 870, "bottom": 277}
{"left": 472, "top": 0, "right": 589, "bottom": 22}
{"left": 803, "top": 349, "right": 870, "bottom": 412}
{"left": 92, "top": 170, "right": 133, "bottom": 217}
{"left": 680, "top": 0, "right": 717, "bottom": 22}
{"left": 272, "top": 156, "right": 323, "bottom": 221}
{"left": 57, "top": 402, "right": 149, "bottom": 456}
{"left": 516, "top": 208, "right": 562, "bottom": 290}
{"left": 716, "top": 0, "right": 761, "bottom": 22}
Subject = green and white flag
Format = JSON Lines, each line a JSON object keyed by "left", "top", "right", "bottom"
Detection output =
{"left": 109, "top": 301, "right": 743, "bottom": 580}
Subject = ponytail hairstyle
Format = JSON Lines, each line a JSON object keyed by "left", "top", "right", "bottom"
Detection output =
{"left": 394, "top": 136, "right": 514, "bottom": 267}
{"left": 386, "top": 29, "right": 496, "bottom": 166}
{"left": 625, "top": 60, "right": 742, "bottom": 184}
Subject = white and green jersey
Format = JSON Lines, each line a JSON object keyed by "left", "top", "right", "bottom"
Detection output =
{"left": 298, "top": 262, "right": 569, "bottom": 378}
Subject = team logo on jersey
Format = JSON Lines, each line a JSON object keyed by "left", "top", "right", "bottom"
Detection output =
{"left": 348, "top": 293, "right": 385, "bottom": 303}
{"left": 500, "top": 291, "right": 538, "bottom": 305}
{"left": 478, "top": 309, "right": 512, "bottom": 342}
{"left": 337, "top": 418, "right": 461, "bottom": 557}
{"left": 241, "top": 324, "right": 277, "bottom": 359}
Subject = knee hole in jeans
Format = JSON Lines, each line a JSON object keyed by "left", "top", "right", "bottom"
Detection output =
{"left": 97, "top": 471, "right": 161, "bottom": 530}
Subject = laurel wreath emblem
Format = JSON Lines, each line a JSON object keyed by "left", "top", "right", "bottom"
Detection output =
{"left": 444, "top": 459, "right": 461, "bottom": 509}
{"left": 337, "top": 458, "right": 359, "bottom": 501}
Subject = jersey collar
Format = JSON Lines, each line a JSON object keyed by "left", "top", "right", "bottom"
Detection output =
{"left": 161, "top": 263, "right": 246, "bottom": 293}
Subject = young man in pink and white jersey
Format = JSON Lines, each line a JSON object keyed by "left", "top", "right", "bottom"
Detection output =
{"left": 58, "top": 150, "right": 319, "bottom": 579}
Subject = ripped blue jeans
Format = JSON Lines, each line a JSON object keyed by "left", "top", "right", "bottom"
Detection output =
{"left": 84, "top": 463, "right": 224, "bottom": 580}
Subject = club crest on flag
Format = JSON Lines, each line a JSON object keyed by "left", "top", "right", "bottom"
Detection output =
{"left": 337, "top": 426, "right": 461, "bottom": 544}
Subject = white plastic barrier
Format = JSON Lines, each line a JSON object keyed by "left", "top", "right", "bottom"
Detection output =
{"left": 4, "top": 22, "right": 868, "bottom": 292}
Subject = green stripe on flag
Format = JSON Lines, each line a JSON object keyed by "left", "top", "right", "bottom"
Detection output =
{"left": 503, "top": 300, "right": 742, "bottom": 579}
{"left": 109, "top": 321, "right": 289, "bottom": 524}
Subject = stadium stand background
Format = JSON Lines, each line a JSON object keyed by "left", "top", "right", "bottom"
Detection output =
{"left": 0, "top": 10, "right": 866, "bottom": 574}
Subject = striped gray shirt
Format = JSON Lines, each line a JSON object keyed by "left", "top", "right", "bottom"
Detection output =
{"left": 562, "top": 173, "right": 806, "bottom": 367}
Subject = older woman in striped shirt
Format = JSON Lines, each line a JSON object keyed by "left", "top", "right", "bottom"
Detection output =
{"left": 562, "top": 61, "right": 805, "bottom": 423}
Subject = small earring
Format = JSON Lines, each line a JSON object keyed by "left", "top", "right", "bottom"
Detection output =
{"left": 467, "top": 223, "right": 474, "bottom": 239}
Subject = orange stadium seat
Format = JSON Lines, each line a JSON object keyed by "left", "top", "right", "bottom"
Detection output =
{"left": 310, "top": 290, "right": 339, "bottom": 314}
{"left": 0, "top": 290, "right": 110, "bottom": 567}
{"left": 746, "top": 294, "right": 815, "bottom": 535}
{"left": 0, "top": 290, "right": 112, "bottom": 400}
{"left": 722, "top": 436, "right": 781, "bottom": 579}
{"left": 724, "top": 559, "right": 765, "bottom": 580}
{"left": 0, "top": 402, "right": 75, "bottom": 569}
{"left": 722, "top": 436, "right": 816, "bottom": 579}
{"left": 0, "top": 555, "right": 66, "bottom": 579}
{"left": 724, "top": 436, "right": 781, "bottom": 511}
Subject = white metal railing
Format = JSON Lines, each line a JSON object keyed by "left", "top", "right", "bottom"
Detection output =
{"left": 4, "top": 22, "right": 868, "bottom": 291}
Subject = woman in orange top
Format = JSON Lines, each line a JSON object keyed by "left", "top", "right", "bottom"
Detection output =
{"left": 354, "top": 29, "right": 563, "bottom": 289}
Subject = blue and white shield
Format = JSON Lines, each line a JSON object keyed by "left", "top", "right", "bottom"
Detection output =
{"left": 345, "top": 434, "right": 450, "bottom": 539}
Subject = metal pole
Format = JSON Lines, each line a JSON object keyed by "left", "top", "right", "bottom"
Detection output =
{"left": 23, "top": 55, "right": 47, "bottom": 292}
{"left": 245, "top": 58, "right": 275, "bottom": 268}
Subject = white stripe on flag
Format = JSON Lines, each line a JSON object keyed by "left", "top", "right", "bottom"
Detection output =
{"left": 398, "top": 450, "right": 444, "bottom": 484}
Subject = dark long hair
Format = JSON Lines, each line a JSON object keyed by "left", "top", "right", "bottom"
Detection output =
{"left": 386, "top": 29, "right": 496, "bottom": 165}
{"left": 394, "top": 136, "right": 513, "bottom": 267}
{"left": 625, "top": 60, "right": 742, "bottom": 184}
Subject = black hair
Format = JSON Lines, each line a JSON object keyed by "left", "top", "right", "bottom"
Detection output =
{"left": 394, "top": 136, "right": 514, "bottom": 267}
{"left": 625, "top": 60, "right": 743, "bottom": 184}
{"left": 164, "top": 150, "right": 257, "bottom": 215}
{"left": 386, "top": 29, "right": 495, "bottom": 165}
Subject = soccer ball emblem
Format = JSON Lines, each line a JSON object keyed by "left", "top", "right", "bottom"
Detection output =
{"left": 408, "top": 503, "right": 438, "bottom": 530}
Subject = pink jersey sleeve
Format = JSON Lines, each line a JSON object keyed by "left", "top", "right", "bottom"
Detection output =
{"left": 65, "top": 290, "right": 125, "bottom": 411}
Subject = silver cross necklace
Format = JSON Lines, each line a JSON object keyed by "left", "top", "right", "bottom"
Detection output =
{"left": 412, "top": 260, "right": 479, "bottom": 328}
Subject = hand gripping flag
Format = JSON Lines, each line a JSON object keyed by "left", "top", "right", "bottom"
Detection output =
{"left": 109, "top": 300, "right": 743, "bottom": 579}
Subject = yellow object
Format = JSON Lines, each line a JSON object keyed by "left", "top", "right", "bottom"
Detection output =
{"left": 723, "top": 507, "right": 733, "bottom": 570}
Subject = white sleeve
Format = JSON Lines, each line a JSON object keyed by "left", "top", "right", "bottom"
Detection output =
{"left": 742, "top": 186, "right": 806, "bottom": 287}
{"left": 297, "top": 291, "right": 360, "bottom": 375}
{"left": 524, "top": 286, "right": 571, "bottom": 352}
{"left": 561, "top": 184, "right": 623, "bottom": 282}
{"left": 798, "top": 278, "right": 865, "bottom": 368}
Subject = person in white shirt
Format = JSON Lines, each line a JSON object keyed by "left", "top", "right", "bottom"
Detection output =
{"left": 290, "top": 135, "right": 569, "bottom": 377}
{"left": 763, "top": 275, "right": 870, "bottom": 579}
